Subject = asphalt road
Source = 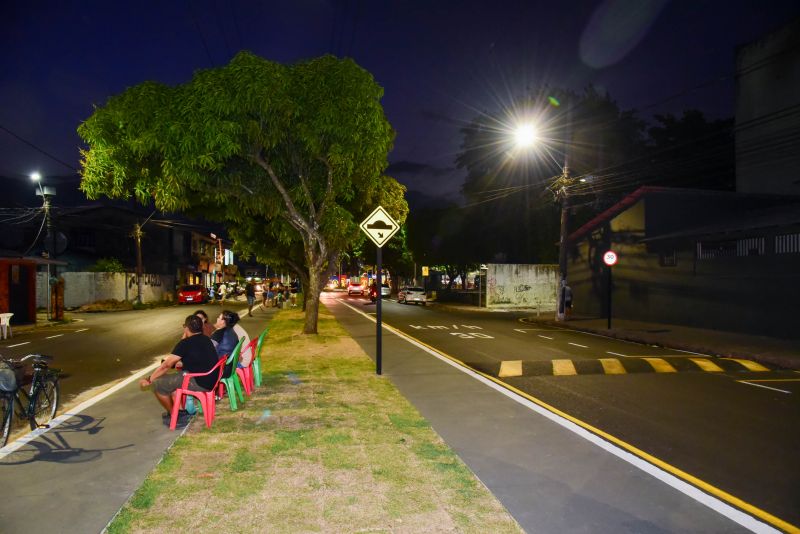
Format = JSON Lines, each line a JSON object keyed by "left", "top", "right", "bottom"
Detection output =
{"left": 341, "top": 293, "right": 800, "bottom": 529}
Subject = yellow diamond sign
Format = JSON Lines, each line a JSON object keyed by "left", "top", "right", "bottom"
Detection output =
{"left": 360, "top": 206, "right": 400, "bottom": 248}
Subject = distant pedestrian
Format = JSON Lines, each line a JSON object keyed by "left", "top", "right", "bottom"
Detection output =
{"left": 246, "top": 281, "right": 256, "bottom": 316}
{"left": 563, "top": 282, "right": 573, "bottom": 319}
{"left": 219, "top": 283, "right": 227, "bottom": 304}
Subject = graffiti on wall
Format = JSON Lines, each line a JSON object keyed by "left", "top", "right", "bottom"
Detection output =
{"left": 128, "top": 274, "right": 164, "bottom": 288}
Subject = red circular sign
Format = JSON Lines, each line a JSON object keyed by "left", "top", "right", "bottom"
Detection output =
{"left": 603, "top": 250, "right": 618, "bottom": 266}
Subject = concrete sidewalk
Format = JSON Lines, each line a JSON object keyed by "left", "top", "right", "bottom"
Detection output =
{"left": 326, "top": 297, "right": 761, "bottom": 533}
{"left": 431, "top": 301, "right": 800, "bottom": 371}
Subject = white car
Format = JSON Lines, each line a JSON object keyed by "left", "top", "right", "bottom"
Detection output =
{"left": 347, "top": 281, "right": 365, "bottom": 295}
{"left": 398, "top": 287, "right": 426, "bottom": 305}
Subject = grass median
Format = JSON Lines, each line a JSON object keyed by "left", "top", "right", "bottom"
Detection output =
{"left": 109, "top": 305, "right": 522, "bottom": 533}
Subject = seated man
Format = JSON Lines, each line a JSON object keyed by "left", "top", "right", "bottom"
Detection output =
{"left": 139, "top": 314, "right": 219, "bottom": 423}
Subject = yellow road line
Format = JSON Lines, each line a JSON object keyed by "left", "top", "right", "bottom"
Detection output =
{"left": 347, "top": 307, "right": 798, "bottom": 533}
{"left": 599, "top": 358, "right": 627, "bottom": 375}
{"left": 689, "top": 358, "right": 724, "bottom": 372}
{"left": 552, "top": 359, "right": 577, "bottom": 375}
{"left": 721, "top": 358, "right": 769, "bottom": 372}
{"left": 643, "top": 357, "right": 677, "bottom": 373}
{"left": 499, "top": 360, "right": 523, "bottom": 378}
{"left": 398, "top": 336, "right": 797, "bottom": 533}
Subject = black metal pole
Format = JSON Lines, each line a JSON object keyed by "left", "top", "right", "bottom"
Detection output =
{"left": 607, "top": 266, "right": 612, "bottom": 330}
{"left": 376, "top": 245, "right": 382, "bottom": 375}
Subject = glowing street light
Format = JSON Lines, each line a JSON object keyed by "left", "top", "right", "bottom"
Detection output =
{"left": 514, "top": 124, "right": 539, "bottom": 148}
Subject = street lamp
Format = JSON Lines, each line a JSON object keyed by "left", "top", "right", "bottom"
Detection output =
{"left": 512, "top": 120, "right": 573, "bottom": 322}
{"left": 31, "top": 172, "right": 57, "bottom": 320}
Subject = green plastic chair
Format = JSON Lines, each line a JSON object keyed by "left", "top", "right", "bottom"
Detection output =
{"left": 218, "top": 336, "right": 246, "bottom": 411}
{"left": 252, "top": 328, "right": 269, "bottom": 387}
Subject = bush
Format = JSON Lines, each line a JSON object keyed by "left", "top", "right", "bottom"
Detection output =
{"left": 87, "top": 257, "right": 125, "bottom": 273}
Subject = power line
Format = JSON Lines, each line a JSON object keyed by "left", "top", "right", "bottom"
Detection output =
{"left": 187, "top": 0, "right": 214, "bottom": 66}
{"left": 0, "top": 124, "right": 78, "bottom": 172}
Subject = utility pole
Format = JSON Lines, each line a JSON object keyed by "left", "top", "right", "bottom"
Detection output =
{"left": 32, "top": 173, "right": 56, "bottom": 320}
{"left": 132, "top": 223, "right": 144, "bottom": 305}
{"left": 556, "top": 164, "right": 571, "bottom": 322}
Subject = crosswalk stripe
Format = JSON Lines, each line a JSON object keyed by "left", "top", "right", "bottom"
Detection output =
{"left": 690, "top": 358, "right": 724, "bottom": 372}
{"left": 643, "top": 357, "right": 677, "bottom": 373}
{"left": 721, "top": 358, "right": 769, "bottom": 372}
{"left": 599, "top": 358, "right": 627, "bottom": 374}
{"left": 552, "top": 359, "right": 577, "bottom": 375}
{"left": 498, "top": 360, "right": 523, "bottom": 377}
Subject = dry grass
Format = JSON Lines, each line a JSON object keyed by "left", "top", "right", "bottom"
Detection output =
{"left": 108, "top": 306, "right": 522, "bottom": 533}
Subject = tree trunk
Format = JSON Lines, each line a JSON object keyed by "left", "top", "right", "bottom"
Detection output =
{"left": 304, "top": 265, "right": 321, "bottom": 334}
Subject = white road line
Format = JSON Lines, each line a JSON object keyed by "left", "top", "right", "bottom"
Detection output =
{"left": 606, "top": 351, "right": 628, "bottom": 357}
{"left": 5, "top": 342, "right": 30, "bottom": 348}
{"left": 0, "top": 361, "right": 161, "bottom": 458}
{"left": 738, "top": 381, "right": 791, "bottom": 395}
{"left": 335, "top": 298, "right": 779, "bottom": 534}
{"left": 45, "top": 334, "right": 64, "bottom": 339}
{"left": 672, "top": 347, "right": 711, "bottom": 357}
{"left": 568, "top": 342, "right": 588, "bottom": 348}
{"left": 74, "top": 328, "right": 89, "bottom": 333}
{"left": 538, "top": 335, "right": 554, "bottom": 340}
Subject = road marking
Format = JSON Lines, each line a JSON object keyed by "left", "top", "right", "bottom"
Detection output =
{"left": 45, "top": 334, "right": 64, "bottom": 339}
{"left": 738, "top": 381, "right": 791, "bottom": 394}
{"left": 643, "top": 358, "right": 677, "bottom": 373}
{"left": 606, "top": 351, "right": 628, "bottom": 357}
{"left": 552, "top": 359, "right": 577, "bottom": 375}
{"left": 74, "top": 328, "right": 89, "bottom": 333}
{"left": 498, "top": 360, "right": 523, "bottom": 377}
{"left": 721, "top": 358, "right": 769, "bottom": 372}
{"left": 538, "top": 335, "right": 554, "bottom": 340}
{"left": 337, "top": 298, "right": 791, "bottom": 533}
{"left": 599, "top": 358, "right": 627, "bottom": 375}
{"left": 5, "top": 342, "right": 31, "bottom": 348}
{"left": 690, "top": 358, "right": 724, "bottom": 372}
{"left": 568, "top": 342, "right": 588, "bottom": 348}
{"left": 672, "top": 348, "right": 710, "bottom": 356}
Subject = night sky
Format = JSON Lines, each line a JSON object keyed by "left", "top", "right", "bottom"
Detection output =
{"left": 2, "top": 0, "right": 799, "bottom": 205}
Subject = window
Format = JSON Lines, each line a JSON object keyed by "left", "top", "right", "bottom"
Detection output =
{"left": 698, "top": 237, "right": 764, "bottom": 259}
{"left": 659, "top": 249, "right": 676, "bottom": 267}
{"left": 775, "top": 232, "right": 800, "bottom": 254}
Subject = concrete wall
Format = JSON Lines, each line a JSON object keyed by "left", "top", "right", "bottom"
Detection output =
{"left": 37, "top": 272, "right": 176, "bottom": 308}
{"left": 486, "top": 264, "right": 559, "bottom": 310}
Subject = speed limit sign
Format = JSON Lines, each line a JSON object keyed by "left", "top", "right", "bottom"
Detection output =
{"left": 603, "top": 250, "right": 618, "bottom": 266}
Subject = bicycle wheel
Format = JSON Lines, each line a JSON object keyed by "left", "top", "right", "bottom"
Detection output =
{"left": 1, "top": 395, "right": 12, "bottom": 447}
{"left": 29, "top": 377, "right": 59, "bottom": 430}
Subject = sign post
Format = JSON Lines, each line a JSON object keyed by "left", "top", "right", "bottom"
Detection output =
{"left": 360, "top": 206, "right": 400, "bottom": 375}
{"left": 603, "top": 250, "right": 618, "bottom": 330}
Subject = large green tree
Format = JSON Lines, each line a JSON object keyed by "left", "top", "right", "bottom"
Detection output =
{"left": 78, "top": 51, "right": 404, "bottom": 333}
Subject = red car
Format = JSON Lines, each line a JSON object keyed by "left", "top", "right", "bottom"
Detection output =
{"left": 177, "top": 284, "right": 209, "bottom": 304}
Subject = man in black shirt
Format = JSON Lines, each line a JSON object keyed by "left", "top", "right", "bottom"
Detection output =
{"left": 139, "top": 315, "right": 219, "bottom": 419}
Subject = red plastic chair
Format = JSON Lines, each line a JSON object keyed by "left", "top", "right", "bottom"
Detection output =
{"left": 235, "top": 339, "right": 258, "bottom": 395}
{"left": 169, "top": 356, "right": 226, "bottom": 430}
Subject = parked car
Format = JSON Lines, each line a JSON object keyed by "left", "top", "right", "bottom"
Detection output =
{"left": 347, "top": 281, "right": 365, "bottom": 295}
{"left": 177, "top": 284, "right": 209, "bottom": 304}
{"left": 369, "top": 283, "right": 391, "bottom": 302}
{"left": 398, "top": 287, "right": 426, "bottom": 305}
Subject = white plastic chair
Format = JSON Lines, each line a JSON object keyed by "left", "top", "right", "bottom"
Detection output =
{"left": 0, "top": 313, "right": 13, "bottom": 340}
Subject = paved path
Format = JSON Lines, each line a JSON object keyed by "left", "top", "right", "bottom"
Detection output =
{"left": 326, "top": 296, "right": 767, "bottom": 533}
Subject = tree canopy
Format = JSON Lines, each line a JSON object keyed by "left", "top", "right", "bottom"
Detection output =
{"left": 79, "top": 51, "right": 407, "bottom": 333}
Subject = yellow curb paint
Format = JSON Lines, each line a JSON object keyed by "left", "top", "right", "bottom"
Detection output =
{"left": 721, "top": 358, "right": 770, "bottom": 372}
{"left": 599, "top": 358, "right": 626, "bottom": 375}
{"left": 643, "top": 357, "right": 677, "bottom": 373}
{"left": 552, "top": 359, "right": 577, "bottom": 375}
{"left": 499, "top": 360, "right": 523, "bottom": 378}
{"left": 342, "top": 301, "right": 799, "bottom": 533}
{"left": 689, "top": 358, "right": 724, "bottom": 372}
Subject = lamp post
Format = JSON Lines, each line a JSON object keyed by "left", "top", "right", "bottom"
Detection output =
{"left": 513, "top": 120, "right": 573, "bottom": 321}
{"left": 31, "top": 172, "right": 56, "bottom": 319}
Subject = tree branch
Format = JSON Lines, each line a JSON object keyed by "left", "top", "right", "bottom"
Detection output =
{"left": 316, "top": 156, "right": 334, "bottom": 220}
{"left": 254, "top": 151, "right": 312, "bottom": 236}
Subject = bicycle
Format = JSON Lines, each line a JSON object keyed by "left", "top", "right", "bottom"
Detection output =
{"left": 1, "top": 354, "right": 61, "bottom": 448}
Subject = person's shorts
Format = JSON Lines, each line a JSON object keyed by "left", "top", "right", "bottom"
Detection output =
{"left": 247, "top": 296, "right": 255, "bottom": 305}
{"left": 153, "top": 373, "right": 208, "bottom": 396}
